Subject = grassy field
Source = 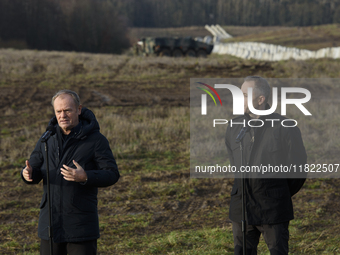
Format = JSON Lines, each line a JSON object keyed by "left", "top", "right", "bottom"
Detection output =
{"left": 0, "top": 48, "right": 340, "bottom": 254}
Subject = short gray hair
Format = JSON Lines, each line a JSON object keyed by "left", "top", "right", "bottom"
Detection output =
{"left": 51, "top": 90, "right": 81, "bottom": 107}
{"left": 244, "top": 76, "right": 271, "bottom": 104}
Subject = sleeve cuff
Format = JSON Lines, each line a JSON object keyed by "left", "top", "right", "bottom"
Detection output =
{"left": 80, "top": 178, "right": 88, "bottom": 185}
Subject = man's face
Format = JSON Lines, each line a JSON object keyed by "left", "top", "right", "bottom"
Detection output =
{"left": 54, "top": 94, "right": 82, "bottom": 134}
{"left": 241, "top": 80, "right": 260, "bottom": 114}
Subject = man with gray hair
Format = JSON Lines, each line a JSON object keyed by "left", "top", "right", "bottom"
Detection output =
{"left": 225, "top": 76, "right": 307, "bottom": 254}
{"left": 22, "top": 90, "right": 119, "bottom": 255}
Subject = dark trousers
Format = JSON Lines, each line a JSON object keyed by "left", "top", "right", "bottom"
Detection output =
{"left": 40, "top": 239, "right": 97, "bottom": 255}
{"left": 232, "top": 221, "right": 289, "bottom": 255}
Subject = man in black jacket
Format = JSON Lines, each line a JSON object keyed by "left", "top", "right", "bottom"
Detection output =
{"left": 225, "top": 76, "right": 307, "bottom": 255}
{"left": 21, "top": 90, "right": 119, "bottom": 255}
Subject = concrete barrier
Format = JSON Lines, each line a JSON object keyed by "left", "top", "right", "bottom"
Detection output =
{"left": 212, "top": 42, "right": 340, "bottom": 61}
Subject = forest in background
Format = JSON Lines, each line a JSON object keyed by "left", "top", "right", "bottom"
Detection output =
{"left": 1, "top": 0, "right": 340, "bottom": 53}
{"left": 114, "top": 0, "right": 340, "bottom": 27}
{"left": 0, "top": 0, "right": 131, "bottom": 53}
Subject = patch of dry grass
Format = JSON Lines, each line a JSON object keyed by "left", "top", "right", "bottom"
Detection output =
{"left": 93, "top": 106, "right": 189, "bottom": 161}
{"left": 0, "top": 49, "right": 128, "bottom": 78}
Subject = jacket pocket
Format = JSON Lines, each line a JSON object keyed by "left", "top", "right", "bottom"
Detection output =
{"left": 266, "top": 188, "right": 288, "bottom": 199}
{"left": 72, "top": 196, "right": 97, "bottom": 213}
{"left": 40, "top": 193, "right": 47, "bottom": 209}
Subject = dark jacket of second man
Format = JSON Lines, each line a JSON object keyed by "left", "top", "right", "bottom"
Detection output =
{"left": 225, "top": 112, "right": 307, "bottom": 225}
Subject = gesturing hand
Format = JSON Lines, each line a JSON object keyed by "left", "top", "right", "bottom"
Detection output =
{"left": 61, "top": 160, "right": 87, "bottom": 182}
{"left": 23, "top": 160, "right": 33, "bottom": 182}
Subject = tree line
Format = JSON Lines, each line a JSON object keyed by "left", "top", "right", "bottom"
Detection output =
{"left": 1, "top": 0, "right": 340, "bottom": 54}
{"left": 0, "top": 0, "right": 130, "bottom": 54}
{"left": 113, "top": 0, "right": 340, "bottom": 27}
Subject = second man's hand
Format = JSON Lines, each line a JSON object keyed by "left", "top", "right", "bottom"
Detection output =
{"left": 61, "top": 160, "right": 87, "bottom": 182}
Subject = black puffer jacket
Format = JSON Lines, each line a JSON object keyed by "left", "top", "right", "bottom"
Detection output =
{"left": 225, "top": 112, "right": 307, "bottom": 225}
{"left": 21, "top": 107, "right": 119, "bottom": 242}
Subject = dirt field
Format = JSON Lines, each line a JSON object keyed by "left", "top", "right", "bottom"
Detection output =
{"left": 1, "top": 49, "right": 340, "bottom": 254}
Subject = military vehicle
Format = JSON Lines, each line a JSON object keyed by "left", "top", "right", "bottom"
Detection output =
{"left": 137, "top": 37, "right": 214, "bottom": 57}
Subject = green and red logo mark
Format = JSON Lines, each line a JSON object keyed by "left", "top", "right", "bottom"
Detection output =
{"left": 196, "top": 82, "right": 222, "bottom": 115}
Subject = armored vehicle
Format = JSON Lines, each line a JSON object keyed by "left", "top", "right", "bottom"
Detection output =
{"left": 137, "top": 37, "right": 214, "bottom": 57}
